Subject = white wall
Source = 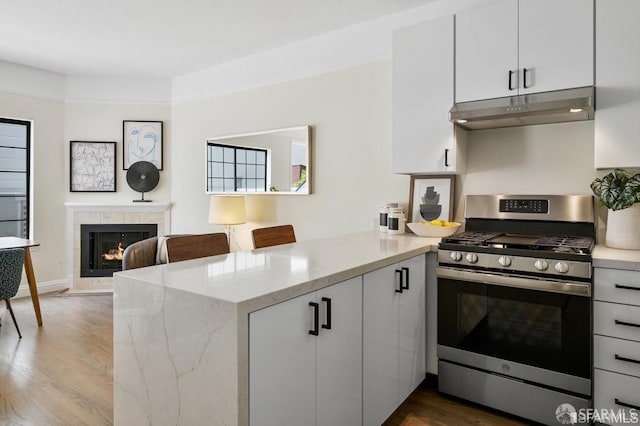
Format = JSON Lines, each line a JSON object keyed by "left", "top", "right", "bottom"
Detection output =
{"left": 171, "top": 61, "right": 410, "bottom": 250}
{"left": 461, "top": 120, "right": 596, "bottom": 201}
{"left": 0, "top": 91, "right": 67, "bottom": 289}
{"left": 64, "top": 102, "right": 172, "bottom": 203}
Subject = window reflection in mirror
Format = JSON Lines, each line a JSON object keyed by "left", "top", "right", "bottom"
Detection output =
{"left": 206, "top": 126, "right": 311, "bottom": 195}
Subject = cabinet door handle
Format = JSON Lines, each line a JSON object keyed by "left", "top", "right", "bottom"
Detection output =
{"left": 523, "top": 68, "right": 530, "bottom": 89}
{"left": 508, "top": 70, "right": 516, "bottom": 91}
{"left": 395, "top": 269, "right": 403, "bottom": 293}
{"left": 615, "top": 319, "right": 640, "bottom": 328}
{"left": 615, "top": 284, "right": 640, "bottom": 291}
{"left": 321, "top": 297, "right": 332, "bottom": 330}
{"left": 615, "top": 398, "right": 640, "bottom": 411}
{"left": 615, "top": 354, "right": 640, "bottom": 365}
{"left": 402, "top": 267, "right": 410, "bottom": 290}
{"left": 444, "top": 149, "right": 450, "bottom": 167}
{"left": 309, "top": 302, "right": 319, "bottom": 336}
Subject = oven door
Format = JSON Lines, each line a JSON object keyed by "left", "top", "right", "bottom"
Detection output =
{"left": 437, "top": 266, "right": 592, "bottom": 395}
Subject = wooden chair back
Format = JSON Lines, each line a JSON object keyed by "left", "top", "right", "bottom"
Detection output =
{"left": 165, "top": 233, "right": 230, "bottom": 263}
{"left": 251, "top": 225, "right": 296, "bottom": 249}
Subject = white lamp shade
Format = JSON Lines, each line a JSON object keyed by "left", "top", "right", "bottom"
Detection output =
{"left": 209, "top": 195, "right": 246, "bottom": 225}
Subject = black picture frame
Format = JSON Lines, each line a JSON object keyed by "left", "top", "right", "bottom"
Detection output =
{"left": 70, "top": 141, "right": 117, "bottom": 192}
{"left": 123, "top": 120, "right": 163, "bottom": 170}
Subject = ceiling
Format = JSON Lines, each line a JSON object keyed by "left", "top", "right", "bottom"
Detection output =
{"left": 1, "top": 0, "right": 437, "bottom": 79}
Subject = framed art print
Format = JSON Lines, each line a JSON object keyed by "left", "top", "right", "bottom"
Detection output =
{"left": 123, "top": 120, "right": 163, "bottom": 170}
{"left": 70, "top": 141, "right": 116, "bottom": 192}
{"left": 408, "top": 174, "right": 455, "bottom": 223}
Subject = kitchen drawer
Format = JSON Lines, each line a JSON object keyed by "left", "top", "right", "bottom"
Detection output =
{"left": 594, "top": 335, "right": 640, "bottom": 378}
{"left": 594, "top": 369, "right": 640, "bottom": 425}
{"left": 594, "top": 301, "right": 640, "bottom": 342}
{"left": 594, "top": 268, "right": 640, "bottom": 306}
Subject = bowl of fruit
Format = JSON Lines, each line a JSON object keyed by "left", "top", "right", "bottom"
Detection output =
{"left": 407, "top": 219, "right": 461, "bottom": 237}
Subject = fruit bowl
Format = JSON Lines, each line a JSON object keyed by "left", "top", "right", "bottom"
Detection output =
{"left": 407, "top": 221, "right": 461, "bottom": 237}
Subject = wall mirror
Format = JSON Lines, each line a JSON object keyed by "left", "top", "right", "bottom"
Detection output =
{"left": 206, "top": 125, "right": 311, "bottom": 195}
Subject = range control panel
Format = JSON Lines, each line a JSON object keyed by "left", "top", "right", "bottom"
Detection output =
{"left": 500, "top": 199, "right": 549, "bottom": 214}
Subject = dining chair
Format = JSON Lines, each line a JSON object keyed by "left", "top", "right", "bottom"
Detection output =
{"left": 165, "top": 233, "right": 230, "bottom": 263}
{"left": 0, "top": 248, "right": 26, "bottom": 338}
{"left": 251, "top": 225, "right": 297, "bottom": 249}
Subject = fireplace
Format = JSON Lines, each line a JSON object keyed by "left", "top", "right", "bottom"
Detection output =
{"left": 80, "top": 224, "right": 158, "bottom": 277}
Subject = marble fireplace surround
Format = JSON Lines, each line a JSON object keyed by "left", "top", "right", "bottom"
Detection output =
{"left": 65, "top": 202, "right": 171, "bottom": 291}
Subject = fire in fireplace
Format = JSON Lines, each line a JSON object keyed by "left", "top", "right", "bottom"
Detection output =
{"left": 80, "top": 224, "right": 158, "bottom": 277}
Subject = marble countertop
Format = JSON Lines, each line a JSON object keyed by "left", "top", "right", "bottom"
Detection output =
{"left": 114, "top": 230, "right": 440, "bottom": 312}
{"left": 593, "top": 244, "right": 640, "bottom": 271}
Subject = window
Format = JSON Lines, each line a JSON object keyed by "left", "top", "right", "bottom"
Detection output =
{"left": 207, "top": 143, "right": 267, "bottom": 192}
{"left": 0, "top": 118, "right": 31, "bottom": 238}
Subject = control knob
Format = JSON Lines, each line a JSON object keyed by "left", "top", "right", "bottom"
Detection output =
{"left": 534, "top": 259, "right": 549, "bottom": 271}
{"left": 450, "top": 251, "right": 463, "bottom": 262}
{"left": 555, "top": 262, "right": 570, "bottom": 274}
{"left": 465, "top": 253, "right": 479, "bottom": 264}
{"left": 498, "top": 256, "right": 512, "bottom": 267}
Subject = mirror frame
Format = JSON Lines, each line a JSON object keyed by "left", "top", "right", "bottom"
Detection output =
{"left": 205, "top": 125, "right": 311, "bottom": 195}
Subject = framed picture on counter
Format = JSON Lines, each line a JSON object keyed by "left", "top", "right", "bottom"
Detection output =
{"left": 408, "top": 175, "right": 455, "bottom": 223}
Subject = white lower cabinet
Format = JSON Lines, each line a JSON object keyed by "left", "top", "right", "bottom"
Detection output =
{"left": 249, "top": 276, "right": 362, "bottom": 426}
{"left": 593, "top": 267, "right": 640, "bottom": 425}
{"left": 363, "top": 254, "right": 426, "bottom": 425}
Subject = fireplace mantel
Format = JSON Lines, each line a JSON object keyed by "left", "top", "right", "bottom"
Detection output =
{"left": 65, "top": 202, "right": 171, "bottom": 291}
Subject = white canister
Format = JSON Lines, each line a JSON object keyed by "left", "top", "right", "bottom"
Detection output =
{"left": 387, "top": 208, "right": 406, "bottom": 234}
{"left": 379, "top": 203, "right": 398, "bottom": 232}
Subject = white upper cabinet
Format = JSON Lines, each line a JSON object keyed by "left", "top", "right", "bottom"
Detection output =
{"left": 392, "top": 15, "right": 466, "bottom": 174}
{"left": 455, "top": 1, "right": 518, "bottom": 102}
{"left": 595, "top": 0, "right": 640, "bottom": 169}
{"left": 455, "top": 0, "right": 594, "bottom": 103}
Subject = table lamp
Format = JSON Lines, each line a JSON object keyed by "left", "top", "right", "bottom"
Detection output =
{"left": 208, "top": 195, "right": 246, "bottom": 247}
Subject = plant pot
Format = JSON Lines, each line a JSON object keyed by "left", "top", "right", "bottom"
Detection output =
{"left": 606, "top": 203, "right": 640, "bottom": 250}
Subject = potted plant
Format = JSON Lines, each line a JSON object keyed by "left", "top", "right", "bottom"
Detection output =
{"left": 591, "top": 169, "right": 640, "bottom": 249}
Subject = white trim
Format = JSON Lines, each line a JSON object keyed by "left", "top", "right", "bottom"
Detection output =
{"left": 15, "top": 279, "right": 68, "bottom": 298}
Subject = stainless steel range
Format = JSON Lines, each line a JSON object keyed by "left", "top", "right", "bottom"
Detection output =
{"left": 437, "top": 195, "right": 594, "bottom": 425}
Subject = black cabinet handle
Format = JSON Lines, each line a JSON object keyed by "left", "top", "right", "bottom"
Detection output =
{"left": 523, "top": 68, "right": 530, "bottom": 89}
{"left": 444, "top": 149, "right": 449, "bottom": 167}
{"left": 309, "top": 302, "right": 319, "bottom": 336}
{"left": 615, "top": 284, "right": 640, "bottom": 291}
{"left": 402, "top": 267, "right": 410, "bottom": 290}
{"left": 395, "top": 270, "right": 403, "bottom": 293}
{"left": 615, "top": 398, "right": 640, "bottom": 411}
{"left": 508, "top": 70, "right": 516, "bottom": 91}
{"left": 615, "top": 354, "right": 640, "bottom": 365}
{"left": 321, "top": 297, "right": 332, "bottom": 330}
{"left": 615, "top": 319, "right": 640, "bottom": 328}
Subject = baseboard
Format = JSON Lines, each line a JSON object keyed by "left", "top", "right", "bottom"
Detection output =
{"left": 15, "top": 279, "right": 68, "bottom": 299}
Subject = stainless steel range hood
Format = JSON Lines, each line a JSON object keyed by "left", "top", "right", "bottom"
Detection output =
{"left": 449, "top": 86, "right": 594, "bottom": 130}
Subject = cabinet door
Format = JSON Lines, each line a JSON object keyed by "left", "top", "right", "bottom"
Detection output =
{"left": 363, "top": 263, "right": 401, "bottom": 426}
{"left": 249, "top": 293, "right": 317, "bottom": 426}
{"left": 595, "top": 0, "right": 640, "bottom": 169}
{"left": 392, "top": 15, "right": 460, "bottom": 173}
{"left": 317, "top": 277, "right": 362, "bottom": 426}
{"left": 398, "top": 255, "right": 426, "bottom": 401}
{"left": 519, "top": 0, "right": 593, "bottom": 94}
{"left": 455, "top": 0, "right": 518, "bottom": 103}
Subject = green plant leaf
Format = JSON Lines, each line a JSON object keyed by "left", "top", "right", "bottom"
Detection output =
{"left": 591, "top": 169, "right": 640, "bottom": 210}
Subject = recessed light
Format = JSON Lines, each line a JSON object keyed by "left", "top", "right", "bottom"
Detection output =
{"left": 457, "top": 119, "right": 468, "bottom": 123}
{"left": 569, "top": 108, "right": 583, "bottom": 113}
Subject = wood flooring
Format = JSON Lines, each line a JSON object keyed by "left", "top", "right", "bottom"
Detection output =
{"left": 1, "top": 294, "right": 532, "bottom": 425}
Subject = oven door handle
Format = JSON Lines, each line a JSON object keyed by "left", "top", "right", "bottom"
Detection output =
{"left": 436, "top": 267, "right": 591, "bottom": 297}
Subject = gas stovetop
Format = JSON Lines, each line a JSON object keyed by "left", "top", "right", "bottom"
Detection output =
{"left": 437, "top": 195, "right": 596, "bottom": 280}
{"left": 441, "top": 232, "right": 594, "bottom": 256}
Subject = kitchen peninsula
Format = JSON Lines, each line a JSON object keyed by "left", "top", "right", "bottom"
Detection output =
{"left": 113, "top": 231, "right": 439, "bottom": 425}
